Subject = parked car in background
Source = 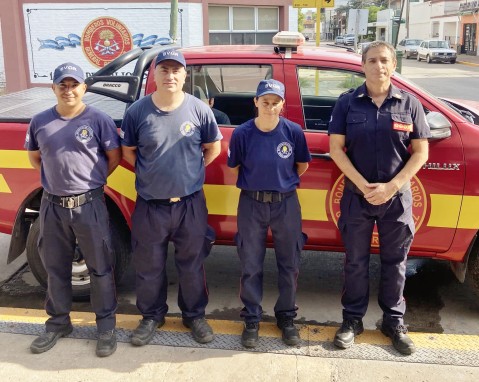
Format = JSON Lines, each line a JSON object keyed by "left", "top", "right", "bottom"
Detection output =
{"left": 417, "top": 39, "right": 457, "bottom": 64}
{"left": 398, "top": 38, "right": 423, "bottom": 59}
{"left": 343, "top": 34, "right": 355, "bottom": 46}
{"left": 335, "top": 35, "right": 344, "bottom": 45}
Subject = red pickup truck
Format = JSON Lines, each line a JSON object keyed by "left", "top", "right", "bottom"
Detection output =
{"left": 1, "top": 33, "right": 479, "bottom": 299}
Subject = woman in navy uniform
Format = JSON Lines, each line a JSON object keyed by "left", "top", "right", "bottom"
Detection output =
{"left": 228, "top": 79, "right": 311, "bottom": 348}
{"left": 328, "top": 41, "right": 430, "bottom": 355}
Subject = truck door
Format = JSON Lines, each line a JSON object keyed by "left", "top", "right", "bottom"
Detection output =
{"left": 280, "top": 63, "right": 365, "bottom": 249}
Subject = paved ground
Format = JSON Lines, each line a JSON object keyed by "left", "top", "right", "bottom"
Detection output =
{"left": 1, "top": 308, "right": 479, "bottom": 382}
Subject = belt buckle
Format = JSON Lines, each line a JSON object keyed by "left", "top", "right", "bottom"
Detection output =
{"left": 262, "top": 192, "right": 273, "bottom": 203}
{"left": 62, "top": 196, "right": 77, "bottom": 209}
{"left": 169, "top": 197, "right": 181, "bottom": 203}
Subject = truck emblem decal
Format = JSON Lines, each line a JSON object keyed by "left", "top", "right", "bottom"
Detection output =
{"left": 276, "top": 142, "right": 293, "bottom": 159}
{"left": 82, "top": 17, "right": 132, "bottom": 68}
{"left": 328, "top": 174, "right": 428, "bottom": 247}
{"left": 422, "top": 163, "right": 461, "bottom": 171}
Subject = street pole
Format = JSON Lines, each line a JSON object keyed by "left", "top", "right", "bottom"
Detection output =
{"left": 316, "top": 5, "right": 322, "bottom": 47}
{"left": 169, "top": 0, "right": 178, "bottom": 42}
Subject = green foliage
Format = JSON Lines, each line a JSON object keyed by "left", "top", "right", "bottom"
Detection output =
{"left": 298, "top": 8, "right": 304, "bottom": 33}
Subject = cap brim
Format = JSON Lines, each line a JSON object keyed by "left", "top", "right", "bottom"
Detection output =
{"left": 53, "top": 74, "right": 85, "bottom": 84}
{"left": 155, "top": 57, "right": 186, "bottom": 68}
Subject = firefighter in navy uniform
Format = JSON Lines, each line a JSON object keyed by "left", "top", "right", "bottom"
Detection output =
{"left": 328, "top": 41, "right": 430, "bottom": 355}
{"left": 121, "top": 49, "right": 222, "bottom": 346}
{"left": 228, "top": 79, "right": 311, "bottom": 348}
{"left": 26, "top": 63, "right": 121, "bottom": 357}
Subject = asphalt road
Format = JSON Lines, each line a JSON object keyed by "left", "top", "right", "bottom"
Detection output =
{"left": 400, "top": 57, "right": 479, "bottom": 101}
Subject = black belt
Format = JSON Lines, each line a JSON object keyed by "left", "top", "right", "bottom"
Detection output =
{"left": 43, "top": 187, "right": 104, "bottom": 209}
{"left": 243, "top": 190, "right": 295, "bottom": 203}
{"left": 148, "top": 191, "right": 199, "bottom": 206}
{"left": 344, "top": 178, "right": 410, "bottom": 196}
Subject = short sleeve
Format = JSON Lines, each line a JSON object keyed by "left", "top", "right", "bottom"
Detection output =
{"left": 328, "top": 95, "right": 349, "bottom": 136}
{"left": 293, "top": 125, "right": 312, "bottom": 163}
{"left": 409, "top": 96, "right": 431, "bottom": 139}
{"left": 200, "top": 107, "right": 223, "bottom": 143}
{"left": 99, "top": 113, "right": 120, "bottom": 151}
{"left": 120, "top": 107, "right": 138, "bottom": 147}
{"left": 25, "top": 119, "right": 39, "bottom": 151}
{"left": 227, "top": 127, "right": 242, "bottom": 168}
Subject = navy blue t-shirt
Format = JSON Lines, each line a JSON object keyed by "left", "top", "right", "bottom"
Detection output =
{"left": 121, "top": 93, "right": 222, "bottom": 200}
{"left": 328, "top": 83, "right": 431, "bottom": 183}
{"left": 25, "top": 105, "right": 120, "bottom": 195}
{"left": 227, "top": 117, "right": 311, "bottom": 193}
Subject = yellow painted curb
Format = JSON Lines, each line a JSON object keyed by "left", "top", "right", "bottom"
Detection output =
{"left": 1, "top": 307, "right": 478, "bottom": 351}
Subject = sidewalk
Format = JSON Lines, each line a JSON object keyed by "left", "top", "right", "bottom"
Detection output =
{"left": 1, "top": 331, "right": 479, "bottom": 382}
{"left": 456, "top": 53, "right": 479, "bottom": 66}
{"left": 1, "top": 307, "right": 478, "bottom": 382}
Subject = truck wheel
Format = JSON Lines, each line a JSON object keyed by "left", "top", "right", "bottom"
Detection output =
{"left": 466, "top": 246, "right": 479, "bottom": 296}
{"left": 451, "top": 59, "right": 456, "bottom": 64}
{"left": 417, "top": 55, "right": 421, "bottom": 62}
{"left": 26, "top": 217, "right": 131, "bottom": 301}
{"left": 426, "top": 55, "right": 432, "bottom": 64}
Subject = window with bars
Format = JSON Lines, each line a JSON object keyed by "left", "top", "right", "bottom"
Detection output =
{"left": 208, "top": 6, "right": 279, "bottom": 45}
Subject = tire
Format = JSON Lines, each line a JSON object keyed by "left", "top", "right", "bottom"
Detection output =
{"left": 451, "top": 59, "right": 456, "bottom": 64}
{"left": 426, "top": 55, "right": 432, "bottom": 64}
{"left": 405, "top": 52, "right": 410, "bottom": 59}
{"left": 466, "top": 245, "right": 479, "bottom": 297}
{"left": 26, "top": 215, "right": 131, "bottom": 301}
{"left": 417, "top": 55, "right": 421, "bottom": 62}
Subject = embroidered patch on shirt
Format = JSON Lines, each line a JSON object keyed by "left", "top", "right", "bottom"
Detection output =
{"left": 393, "top": 121, "right": 413, "bottom": 132}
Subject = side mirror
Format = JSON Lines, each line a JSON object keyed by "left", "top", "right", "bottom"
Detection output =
{"left": 427, "top": 111, "right": 451, "bottom": 140}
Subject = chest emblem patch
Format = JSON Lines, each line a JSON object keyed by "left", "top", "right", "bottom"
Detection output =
{"left": 277, "top": 142, "right": 293, "bottom": 159}
{"left": 75, "top": 125, "right": 94, "bottom": 143}
{"left": 393, "top": 121, "right": 413, "bottom": 132}
{"left": 180, "top": 121, "right": 195, "bottom": 137}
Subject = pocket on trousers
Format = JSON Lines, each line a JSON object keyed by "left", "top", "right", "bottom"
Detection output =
{"left": 202, "top": 225, "right": 216, "bottom": 258}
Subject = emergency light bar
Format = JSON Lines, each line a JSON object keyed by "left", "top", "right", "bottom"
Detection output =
{"left": 272, "top": 31, "right": 305, "bottom": 48}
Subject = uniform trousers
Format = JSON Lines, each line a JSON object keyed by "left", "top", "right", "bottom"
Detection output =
{"left": 132, "top": 190, "right": 213, "bottom": 321}
{"left": 338, "top": 188, "right": 415, "bottom": 327}
{"left": 38, "top": 195, "right": 117, "bottom": 333}
{"left": 236, "top": 190, "right": 306, "bottom": 323}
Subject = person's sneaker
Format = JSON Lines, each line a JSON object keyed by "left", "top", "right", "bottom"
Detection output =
{"left": 277, "top": 319, "right": 300, "bottom": 346}
{"left": 241, "top": 322, "right": 259, "bottom": 348}
{"left": 381, "top": 324, "right": 416, "bottom": 355}
{"left": 333, "top": 319, "right": 364, "bottom": 349}
{"left": 96, "top": 329, "right": 117, "bottom": 357}
{"left": 183, "top": 317, "right": 214, "bottom": 344}
{"left": 30, "top": 324, "right": 73, "bottom": 354}
{"left": 131, "top": 318, "right": 164, "bottom": 346}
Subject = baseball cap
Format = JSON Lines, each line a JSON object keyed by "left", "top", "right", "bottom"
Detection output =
{"left": 256, "top": 79, "right": 285, "bottom": 99}
{"left": 155, "top": 49, "right": 186, "bottom": 68}
{"left": 53, "top": 62, "right": 85, "bottom": 84}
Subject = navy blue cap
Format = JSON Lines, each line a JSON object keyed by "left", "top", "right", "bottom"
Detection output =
{"left": 256, "top": 79, "right": 285, "bottom": 99}
{"left": 155, "top": 49, "right": 186, "bottom": 68}
{"left": 53, "top": 62, "right": 85, "bottom": 84}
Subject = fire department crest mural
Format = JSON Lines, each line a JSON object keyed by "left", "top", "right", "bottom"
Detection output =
{"left": 81, "top": 17, "right": 133, "bottom": 68}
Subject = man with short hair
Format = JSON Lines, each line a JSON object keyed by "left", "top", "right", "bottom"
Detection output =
{"left": 329, "top": 41, "right": 430, "bottom": 355}
{"left": 121, "top": 49, "right": 222, "bottom": 346}
{"left": 26, "top": 62, "right": 121, "bottom": 357}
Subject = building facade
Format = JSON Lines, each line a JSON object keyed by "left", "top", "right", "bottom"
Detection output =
{"left": 0, "top": 0, "right": 297, "bottom": 92}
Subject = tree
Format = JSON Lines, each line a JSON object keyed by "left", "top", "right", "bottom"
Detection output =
{"left": 298, "top": 8, "right": 305, "bottom": 33}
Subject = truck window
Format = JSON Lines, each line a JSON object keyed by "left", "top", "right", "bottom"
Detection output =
{"left": 185, "top": 64, "right": 272, "bottom": 126}
{"left": 298, "top": 67, "right": 365, "bottom": 131}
